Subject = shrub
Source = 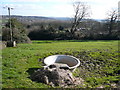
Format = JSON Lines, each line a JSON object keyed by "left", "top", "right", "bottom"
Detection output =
{"left": 2, "top": 18, "right": 31, "bottom": 43}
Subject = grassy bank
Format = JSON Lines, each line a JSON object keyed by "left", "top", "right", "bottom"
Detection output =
{"left": 2, "top": 40, "right": 119, "bottom": 88}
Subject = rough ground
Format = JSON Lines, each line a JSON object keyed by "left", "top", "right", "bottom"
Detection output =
{"left": 30, "top": 63, "right": 84, "bottom": 88}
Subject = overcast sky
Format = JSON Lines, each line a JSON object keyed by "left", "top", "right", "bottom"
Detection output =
{"left": 1, "top": 0, "right": 120, "bottom": 19}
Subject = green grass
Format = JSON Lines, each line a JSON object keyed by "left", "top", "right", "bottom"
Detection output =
{"left": 2, "top": 40, "right": 120, "bottom": 88}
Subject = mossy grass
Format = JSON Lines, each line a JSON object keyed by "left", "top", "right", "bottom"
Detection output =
{"left": 2, "top": 40, "right": 119, "bottom": 88}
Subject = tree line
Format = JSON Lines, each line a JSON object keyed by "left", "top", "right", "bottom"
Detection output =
{"left": 27, "top": 19, "right": 119, "bottom": 40}
{"left": 2, "top": 1, "right": 119, "bottom": 43}
{"left": 28, "top": 2, "right": 119, "bottom": 40}
{"left": 2, "top": 16, "right": 119, "bottom": 43}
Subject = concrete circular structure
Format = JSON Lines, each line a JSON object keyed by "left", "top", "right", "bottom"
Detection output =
{"left": 44, "top": 55, "right": 80, "bottom": 69}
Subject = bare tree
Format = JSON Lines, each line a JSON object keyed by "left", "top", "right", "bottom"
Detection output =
{"left": 70, "top": 1, "right": 89, "bottom": 38}
{"left": 106, "top": 9, "right": 118, "bottom": 35}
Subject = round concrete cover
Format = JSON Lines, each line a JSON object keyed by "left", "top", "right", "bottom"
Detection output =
{"left": 44, "top": 55, "right": 80, "bottom": 69}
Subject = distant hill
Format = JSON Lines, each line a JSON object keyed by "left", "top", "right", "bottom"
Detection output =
{"left": 52, "top": 17, "right": 72, "bottom": 21}
{"left": 2, "top": 15, "right": 103, "bottom": 24}
{"left": 2, "top": 15, "right": 57, "bottom": 24}
{"left": 2, "top": 15, "right": 71, "bottom": 21}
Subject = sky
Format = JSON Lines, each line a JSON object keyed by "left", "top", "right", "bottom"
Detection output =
{"left": 1, "top": 0, "right": 120, "bottom": 19}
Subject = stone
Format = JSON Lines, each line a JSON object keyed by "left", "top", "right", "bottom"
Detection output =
{"left": 97, "top": 85, "right": 104, "bottom": 88}
{"left": 30, "top": 63, "right": 84, "bottom": 87}
{"left": 6, "top": 41, "right": 16, "bottom": 47}
{"left": 44, "top": 63, "right": 70, "bottom": 70}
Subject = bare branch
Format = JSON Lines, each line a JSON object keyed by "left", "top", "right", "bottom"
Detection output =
{"left": 70, "top": 1, "right": 89, "bottom": 37}
{"left": 106, "top": 9, "right": 118, "bottom": 35}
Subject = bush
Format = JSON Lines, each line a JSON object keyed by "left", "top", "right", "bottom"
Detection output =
{"left": 2, "top": 18, "right": 31, "bottom": 43}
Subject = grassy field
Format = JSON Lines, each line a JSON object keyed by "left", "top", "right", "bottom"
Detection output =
{"left": 2, "top": 40, "right": 120, "bottom": 88}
